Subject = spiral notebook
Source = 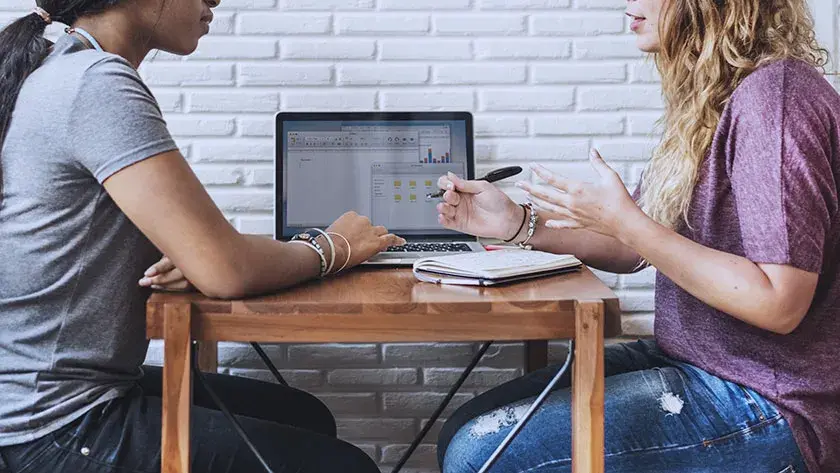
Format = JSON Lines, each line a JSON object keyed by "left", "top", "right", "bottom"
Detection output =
{"left": 412, "top": 249, "right": 582, "bottom": 286}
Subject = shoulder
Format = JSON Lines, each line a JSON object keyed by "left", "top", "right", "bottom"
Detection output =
{"left": 730, "top": 59, "right": 835, "bottom": 109}
{"left": 33, "top": 41, "right": 149, "bottom": 108}
{"left": 41, "top": 36, "right": 139, "bottom": 84}
{"left": 63, "top": 53, "right": 158, "bottom": 117}
{"left": 80, "top": 54, "right": 145, "bottom": 89}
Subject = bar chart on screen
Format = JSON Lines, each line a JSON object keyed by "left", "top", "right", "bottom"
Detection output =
{"left": 418, "top": 126, "right": 452, "bottom": 164}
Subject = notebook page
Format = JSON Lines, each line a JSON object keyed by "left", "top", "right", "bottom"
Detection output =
{"left": 415, "top": 250, "right": 579, "bottom": 279}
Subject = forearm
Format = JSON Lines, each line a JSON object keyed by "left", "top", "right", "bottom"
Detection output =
{"left": 226, "top": 234, "right": 323, "bottom": 298}
{"left": 619, "top": 212, "right": 799, "bottom": 334}
{"left": 507, "top": 207, "right": 643, "bottom": 273}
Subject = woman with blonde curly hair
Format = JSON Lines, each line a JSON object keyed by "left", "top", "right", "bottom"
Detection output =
{"left": 435, "top": 0, "right": 839, "bottom": 472}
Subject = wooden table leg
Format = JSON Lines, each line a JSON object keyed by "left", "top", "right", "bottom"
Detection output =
{"left": 572, "top": 300, "right": 605, "bottom": 473}
{"left": 196, "top": 341, "right": 218, "bottom": 373}
{"left": 163, "top": 303, "right": 193, "bottom": 473}
{"left": 524, "top": 340, "right": 548, "bottom": 373}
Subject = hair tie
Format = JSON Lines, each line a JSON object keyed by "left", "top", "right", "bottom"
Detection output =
{"left": 32, "top": 6, "right": 51, "bottom": 24}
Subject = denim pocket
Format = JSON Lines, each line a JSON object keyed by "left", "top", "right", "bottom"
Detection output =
{"left": 3, "top": 434, "right": 65, "bottom": 473}
{"left": 738, "top": 385, "right": 768, "bottom": 423}
{"left": 50, "top": 403, "right": 108, "bottom": 451}
{"left": 702, "top": 414, "right": 783, "bottom": 448}
{"left": 48, "top": 403, "right": 137, "bottom": 473}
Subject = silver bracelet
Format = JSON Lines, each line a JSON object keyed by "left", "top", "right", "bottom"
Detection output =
{"left": 517, "top": 203, "right": 538, "bottom": 250}
{"left": 328, "top": 232, "right": 352, "bottom": 274}
{"left": 306, "top": 228, "right": 335, "bottom": 274}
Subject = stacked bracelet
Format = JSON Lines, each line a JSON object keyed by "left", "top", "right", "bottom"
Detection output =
{"left": 291, "top": 229, "right": 354, "bottom": 277}
{"left": 517, "top": 203, "right": 538, "bottom": 250}
{"left": 290, "top": 230, "right": 330, "bottom": 278}
{"left": 306, "top": 228, "right": 335, "bottom": 274}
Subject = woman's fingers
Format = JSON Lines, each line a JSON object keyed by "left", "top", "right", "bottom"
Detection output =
{"left": 447, "top": 172, "right": 488, "bottom": 195}
{"left": 437, "top": 202, "right": 457, "bottom": 219}
{"left": 438, "top": 214, "right": 457, "bottom": 229}
{"left": 529, "top": 164, "right": 574, "bottom": 193}
{"left": 380, "top": 234, "right": 407, "bottom": 250}
{"left": 437, "top": 175, "right": 455, "bottom": 192}
{"left": 545, "top": 219, "right": 583, "bottom": 230}
{"left": 527, "top": 194, "right": 570, "bottom": 217}
{"left": 528, "top": 195, "right": 576, "bottom": 220}
{"left": 140, "top": 268, "right": 186, "bottom": 287}
{"left": 442, "top": 189, "right": 460, "bottom": 206}
{"left": 151, "top": 279, "right": 192, "bottom": 292}
{"left": 144, "top": 255, "right": 175, "bottom": 277}
{"left": 517, "top": 182, "right": 572, "bottom": 208}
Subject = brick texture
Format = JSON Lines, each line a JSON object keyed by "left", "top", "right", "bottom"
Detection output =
{"left": 2, "top": 0, "right": 835, "bottom": 471}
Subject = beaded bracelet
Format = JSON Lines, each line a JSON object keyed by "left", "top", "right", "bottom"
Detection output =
{"left": 517, "top": 203, "right": 539, "bottom": 250}
{"left": 306, "top": 228, "right": 336, "bottom": 275}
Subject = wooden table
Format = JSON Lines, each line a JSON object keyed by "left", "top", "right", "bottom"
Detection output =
{"left": 146, "top": 266, "right": 621, "bottom": 473}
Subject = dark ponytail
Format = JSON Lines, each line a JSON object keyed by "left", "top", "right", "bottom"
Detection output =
{"left": 0, "top": 1, "right": 122, "bottom": 204}
{"left": 0, "top": 12, "right": 51, "bottom": 199}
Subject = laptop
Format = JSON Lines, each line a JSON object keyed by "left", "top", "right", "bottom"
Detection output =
{"left": 274, "top": 112, "right": 486, "bottom": 266}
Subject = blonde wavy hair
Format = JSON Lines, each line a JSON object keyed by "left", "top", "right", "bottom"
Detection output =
{"left": 639, "top": 0, "right": 828, "bottom": 230}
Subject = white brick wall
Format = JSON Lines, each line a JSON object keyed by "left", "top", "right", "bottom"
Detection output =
{"left": 1, "top": 0, "right": 836, "bottom": 471}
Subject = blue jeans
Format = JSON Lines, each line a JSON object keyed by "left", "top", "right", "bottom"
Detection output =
{"left": 0, "top": 366, "right": 378, "bottom": 473}
{"left": 439, "top": 340, "right": 808, "bottom": 473}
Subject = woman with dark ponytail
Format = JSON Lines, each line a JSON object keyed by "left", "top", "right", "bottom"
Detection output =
{"left": 0, "top": 2, "right": 401, "bottom": 472}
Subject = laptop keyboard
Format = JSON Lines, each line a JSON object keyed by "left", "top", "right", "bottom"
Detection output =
{"left": 386, "top": 242, "right": 473, "bottom": 253}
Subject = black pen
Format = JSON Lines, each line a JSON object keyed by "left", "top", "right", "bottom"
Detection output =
{"left": 425, "top": 166, "right": 524, "bottom": 200}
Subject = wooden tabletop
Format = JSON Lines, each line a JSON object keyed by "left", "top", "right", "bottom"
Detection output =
{"left": 146, "top": 266, "right": 621, "bottom": 343}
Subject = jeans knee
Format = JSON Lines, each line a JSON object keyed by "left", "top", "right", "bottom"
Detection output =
{"left": 441, "top": 428, "right": 489, "bottom": 473}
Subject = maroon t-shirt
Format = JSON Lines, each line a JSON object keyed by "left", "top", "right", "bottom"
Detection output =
{"left": 653, "top": 59, "right": 839, "bottom": 473}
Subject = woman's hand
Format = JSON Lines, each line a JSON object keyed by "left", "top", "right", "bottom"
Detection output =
{"left": 139, "top": 255, "right": 194, "bottom": 291}
{"left": 436, "top": 172, "right": 524, "bottom": 240}
{"left": 325, "top": 211, "right": 406, "bottom": 271}
{"left": 516, "top": 149, "right": 643, "bottom": 239}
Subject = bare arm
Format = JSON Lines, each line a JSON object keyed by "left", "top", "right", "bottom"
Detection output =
{"left": 521, "top": 153, "right": 819, "bottom": 335}
{"left": 619, "top": 213, "right": 817, "bottom": 335}
{"left": 106, "top": 151, "right": 401, "bottom": 299}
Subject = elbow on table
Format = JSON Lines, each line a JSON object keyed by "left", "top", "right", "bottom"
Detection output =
{"left": 199, "top": 283, "right": 247, "bottom": 300}
{"left": 187, "top": 265, "right": 249, "bottom": 300}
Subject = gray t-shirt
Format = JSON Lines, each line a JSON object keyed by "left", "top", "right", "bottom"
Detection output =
{"left": 0, "top": 34, "right": 177, "bottom": 445}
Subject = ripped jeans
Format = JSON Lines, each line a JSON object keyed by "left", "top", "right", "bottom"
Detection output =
{"left": 438, "top": 340, "right": 808, "bottom": 473}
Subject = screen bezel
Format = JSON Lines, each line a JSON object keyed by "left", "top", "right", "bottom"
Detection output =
{"left": 274, "top": 111, "right": 475, "bottom": 241}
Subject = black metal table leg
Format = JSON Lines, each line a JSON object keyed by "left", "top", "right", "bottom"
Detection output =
{"left": 391, "top": 341, "right": 495, "bottom": 473}
{"left": 192, "top": 342, "right": 276, "bottom": 473}
{"left": 251, "top": 342, "right": 289, "bottom": 386}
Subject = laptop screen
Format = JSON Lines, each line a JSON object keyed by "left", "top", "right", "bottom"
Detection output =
{"left": 276, "top": 112, "right": 474, "bottom": 239}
